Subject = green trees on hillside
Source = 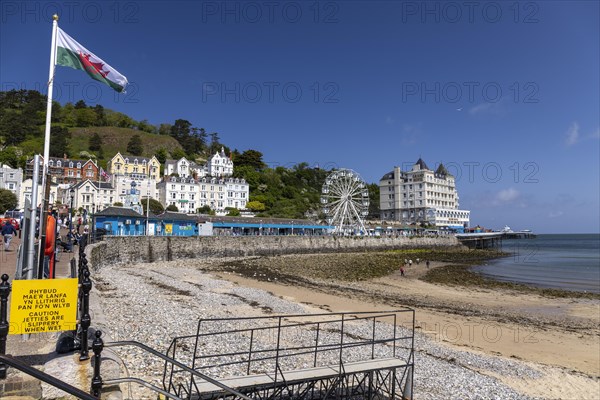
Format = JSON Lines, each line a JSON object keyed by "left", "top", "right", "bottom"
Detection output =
{"left": 89, "top": 133, "right": 103, "bottom": 151}
{"left": 0, "top": 89, "right": 222, "bottom": 161}
{"left": 127, "top": 134, "right": 144, "bottom": 156}
{"left": 233, "top": 149, "right": 266, "bottom": 171}
{"left": 170, "top": 119, "right": 212, "bottom": 157}
{"left": 232, "top": 160, "right": 329, "bottom": 219}
{"left": 50, "top": 126, "right": 71, "bottom": 157}
{"left": 0, "top": 147, "right": 23, "bottom": 169}
{"left": 0, "top": 189, "right": 18, "bottom": 214}
{"left": 0, "top": 90, "right": 45, "bottom": 146}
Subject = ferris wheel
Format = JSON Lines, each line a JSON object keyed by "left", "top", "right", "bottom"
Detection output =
{"left": 321, "top": 169, "right": 370, "bottom": 235}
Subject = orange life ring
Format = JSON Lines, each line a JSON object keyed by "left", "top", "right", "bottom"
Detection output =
{"left": 45, "top": 215, "right": 57, "bottom": 279}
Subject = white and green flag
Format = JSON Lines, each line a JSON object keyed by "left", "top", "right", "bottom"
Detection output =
{"left": 56, "top": 28, "right": 128, "bottom": 93}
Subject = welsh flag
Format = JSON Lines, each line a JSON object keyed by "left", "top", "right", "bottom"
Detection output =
{"left": 56, "top": 28, "right": 128, "bottom": 93}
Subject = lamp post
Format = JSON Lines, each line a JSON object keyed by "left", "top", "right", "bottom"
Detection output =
{"left": 68, "top": 187, "right": 75, "bottom": 251}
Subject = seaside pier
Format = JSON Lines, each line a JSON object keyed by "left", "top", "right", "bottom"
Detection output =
{"left": 455, "top": 232, "right": 503, "bottom": 249}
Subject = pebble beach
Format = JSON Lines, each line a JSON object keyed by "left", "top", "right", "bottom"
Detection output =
{"left": 93, "top": 254, "right": 600, "bottom": 400}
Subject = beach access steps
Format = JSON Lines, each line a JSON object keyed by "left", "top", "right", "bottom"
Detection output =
{"left": 163, "top": 310, "right": 415, "bottom": 399}
{"left": 193, "top": 358, "right": 409, "bottom": 399}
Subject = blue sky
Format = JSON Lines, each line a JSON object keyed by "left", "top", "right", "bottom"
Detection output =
{"left": 1, "top": 1, "right": 598, "bottom": 233}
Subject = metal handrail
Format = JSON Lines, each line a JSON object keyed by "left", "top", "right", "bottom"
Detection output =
{"left": 103, "top": 377, "right": 185, "bottom": 400}
{"left": 164, "top": 310, "right": 415, "bottom": 399}
{"left": 105, "top": 340, "right": 252, "bottom": 400}
{"left": 0, "top": 354, "right": 97, "bottom": 400}
{"left": 189, "top": 336, "right": 412, "bottom": 371}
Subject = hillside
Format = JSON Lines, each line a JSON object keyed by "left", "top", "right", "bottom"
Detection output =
{"left": 70, "top": 126, "right": 183, "bottom": 162}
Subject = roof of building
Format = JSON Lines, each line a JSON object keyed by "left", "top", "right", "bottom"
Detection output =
{"left": 198, "top": 215, "right": 323, "bottom": 225}
{"left": 435, "top": 163, "right": 450, "bottom": 177}
{"left": 72, "top": 180, "right": 114, "bottom": 190}
{"left": 415, "top": 158, "right": 429, "bottom": 171}
{"left": 95, "top": 206, "right": 144, "bottom": 218}
{"left": 380, "top": 171, "right": 394, "bottom": 181}
{"left": 158, "top": 211, "right": 198, "bottom": 222}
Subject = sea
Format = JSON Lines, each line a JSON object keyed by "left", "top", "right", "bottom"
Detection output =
{"left": 473, "top": 234, "right": 600, "bottom": 294}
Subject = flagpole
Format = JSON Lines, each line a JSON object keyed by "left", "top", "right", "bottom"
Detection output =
{"left": 37, "top": 14, "right": 59, "bottom": 277}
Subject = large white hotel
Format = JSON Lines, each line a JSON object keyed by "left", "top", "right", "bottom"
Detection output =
{"left": 379, "top": 158, "right": 470, "bottom": 231}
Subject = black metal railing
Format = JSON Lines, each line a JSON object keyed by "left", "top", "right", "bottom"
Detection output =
{"left": 163, "top": 310, "right": 415, "bottom": 398}
{"left": 0, "top": 353, "right": 98, "bottom": 400}
{"left": 104, "top": 340, "right": 253, "bottom": 399}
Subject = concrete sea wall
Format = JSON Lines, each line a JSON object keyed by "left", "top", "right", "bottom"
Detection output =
{"left": 89, "top": 235, "right": 461, "bottom": 270}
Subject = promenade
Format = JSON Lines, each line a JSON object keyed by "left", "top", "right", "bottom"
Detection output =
{"left": 0, "top": 229, "right": 74, "bottom": 281}
{"left": 1, "top": 230, "right": 79, "bottom": 399}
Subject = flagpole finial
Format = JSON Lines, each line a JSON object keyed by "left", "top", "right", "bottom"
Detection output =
{"left": 52, "top": 14, "right": 59, "bottom": 21}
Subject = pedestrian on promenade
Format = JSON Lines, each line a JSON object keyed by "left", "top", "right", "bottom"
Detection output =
{"left": 426, "top": 260, "right": 430, "bottom": 269}
{"left": 2, "top": 220, "right": 17, "bottom": 251}
{"left": 400, "top": 266, "right": 405, "bottom": 277}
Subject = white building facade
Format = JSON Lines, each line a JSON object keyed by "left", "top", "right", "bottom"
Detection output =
{"left": 71, "top": 180, "right": 116, "bottom": 213}
{"left": 379, "top": 158, "right": 470, "bottom": 231}
{"left": 19, "top": 179, "right": 58, "bottom": 210}
{"left": 0, "top": 164, "right": 23, "bottom": 208}
{"left": 207, "top": 148, "right": 233, "bottom": 177}
{"left": 224, "top": 178, "right": 249, "bottom": 210}
{"left": 158, "top": 176, "right": 200, "bottom": 214}
{"left": 113, "top": 174, "right": 158, "bottom": 206}
{"left": 160, "top": 151, "right": 247, "bottom": 213}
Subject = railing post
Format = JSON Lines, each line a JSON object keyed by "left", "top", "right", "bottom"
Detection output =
{"left": 313, "top": 322, "right": 320, "bottom": 367}
{"left": 247, "top": 329, "right": 254, "bottom": 375}
{"left": 339, "top": 314, "right": 345, "bottom": 367}
{"left": 371, "top": 317, "right": 376, "bottom": 360}
{"left": 80, "top": 261, "right": 92, "bottom": 361}
{"left": 91, "top": 330, "right": 103, "bottom": 397}
{"left": 0, "top": 274, "right": 11, "bottom": 379}
{"left": 275, "top": 316, "right": 282, "bottom": 381}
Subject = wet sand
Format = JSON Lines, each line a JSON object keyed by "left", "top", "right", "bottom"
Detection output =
{"left": 206, "top": 254, "right": 600, "bottom": 399}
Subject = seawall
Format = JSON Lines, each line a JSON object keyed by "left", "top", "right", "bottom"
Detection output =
{"left": 89, "top": 235, "right": 461, "bottom": 270}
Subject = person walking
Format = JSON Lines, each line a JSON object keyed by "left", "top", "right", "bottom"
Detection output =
{"left": 400, "top": 266, "right": 405, "bottom": 277}
{"left": 426, "top": 260, "right": 430, "bottom": 269}
{"left": 2, "top": 220, "right": 17, "bottom": 251}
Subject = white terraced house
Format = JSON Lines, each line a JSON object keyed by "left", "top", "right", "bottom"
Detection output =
{"left": 0, "top": 164, "right": 23, "bottom": 208}
{"left": 379, "top": 158, "right": 470, "bottom": 231}
{"left": 161, "top": 149, "right": 246, "bottom": 213}
{"left": 164, "top": 157, "right": 208, "bottom": 179}
{"left": 158, "top": 176, "right": 200, "bottom": 214}
{"left": 207, "top": 147, "right": 233, "bottom": 177}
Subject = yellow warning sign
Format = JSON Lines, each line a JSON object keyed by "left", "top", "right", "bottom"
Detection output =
{"left": 165, "top": 223, "right": 173, "bottom": 234}
{"left": 9, "top": 278, "right": 78, "bottom": 335}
